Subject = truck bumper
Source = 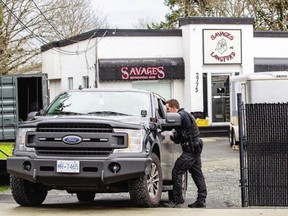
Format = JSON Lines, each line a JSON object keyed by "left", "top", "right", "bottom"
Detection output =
{"left": 7, "top": 156, "right": 152, "bottom": 186}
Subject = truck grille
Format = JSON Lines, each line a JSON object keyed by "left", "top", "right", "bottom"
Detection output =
{"left": 33, "top": 123, "right": 118, "bottom": 157}
{"left": 37, "top": 123, "right": 113, "bottom": 133}
{"left": 35, "top": 147, "right": 112, "bottom": 156}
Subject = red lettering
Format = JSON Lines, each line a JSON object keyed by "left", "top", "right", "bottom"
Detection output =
{"left": 138, "top": 67, "right": 144, "bottom": 75}
{"left": 121, "top": 67, "right": 129, "bottom": 79}
{"left": 210, "top": 31, "right": 234, "bottom": 40}
{"left": 143, "top": 67, "right": 149, "bottom": 75}
{"left": 120, "top": 66, "right": 166, "bottom": 80}
{"left": 131, "top": 67, "right": 137, "bottom": 75}
{"left": 147, "top": 67, "right": 153, "bottom": 75}
{"left": 210, "top": 52, "right": 236, "bottom": 62}
{"left": 157, "top": 66, "right": 165, "bottom": 79}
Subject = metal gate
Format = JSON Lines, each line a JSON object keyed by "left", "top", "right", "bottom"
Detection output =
{"left": 238, "top": 94, "right": 288, "bottom": 207}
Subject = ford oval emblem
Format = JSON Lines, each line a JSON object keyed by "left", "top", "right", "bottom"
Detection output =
{"left": 62, "top": 135, "right": 82, "bottom": 145}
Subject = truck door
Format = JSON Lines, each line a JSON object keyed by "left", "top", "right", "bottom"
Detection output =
{"left": 155, "top": 96, "right": 177, "bottom": 180}
{"left": 0, "top": 76, "right": 17, "bottom": 140}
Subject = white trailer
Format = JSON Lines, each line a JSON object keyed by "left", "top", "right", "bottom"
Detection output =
{"left": 229, "top": 71, "right": 288, "bottom": 146}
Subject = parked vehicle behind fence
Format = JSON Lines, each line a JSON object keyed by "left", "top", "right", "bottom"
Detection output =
{"left": 229, "top": 71, "right": 288, "bottom": 146}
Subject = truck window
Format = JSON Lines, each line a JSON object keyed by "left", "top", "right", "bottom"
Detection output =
{"left": 46, "top": 91, "right": 152, "bottom": 117}
{"left": 156, "top": 98, "right": 166, "bottom": 119}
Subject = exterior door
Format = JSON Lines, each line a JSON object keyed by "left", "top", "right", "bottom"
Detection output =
{"left": 211, "top": 75, "right": 230, "bottom": 123}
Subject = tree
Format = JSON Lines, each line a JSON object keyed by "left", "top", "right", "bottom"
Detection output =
{"left": 0, "top": 0, "right": 108, "bottom": 75}
{"left": 0, "top": 4, "right": 2, "bottom": 26}
{"left": 0, "top": 4, "right": 3, "bottom": 65}
{"left": 246, "top": 0, "right": 288, "bottom": 31}
{"left": 39, "top": 0, "right": 108, "bottom": 41}
{"left": 150, "top": 0, "right": 219, "bottom": 29}
{"left": 132, "top": 17, "right": 157, "bottom": 29}
{"left": 152, "top": 0, "right": 288, "bottom": 31}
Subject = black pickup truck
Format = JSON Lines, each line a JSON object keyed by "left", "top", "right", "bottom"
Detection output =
{"left": 7, "top": 88, "right": 186, "bottom": 207}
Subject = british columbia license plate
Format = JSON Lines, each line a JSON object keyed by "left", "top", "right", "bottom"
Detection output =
{"left": 56, "top": 160, "right": 80, "bottom": 173}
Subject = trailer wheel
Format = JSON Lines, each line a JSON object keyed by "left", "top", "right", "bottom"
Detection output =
{"left": 10, "top": 175, "right": 47, "bottom": 206}
{"left": 128, "top": 153, "right": 162, "bottom": 207}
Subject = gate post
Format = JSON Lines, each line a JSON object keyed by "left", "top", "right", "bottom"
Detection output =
{"left": 237, "top": 93, "right": 248, "bottom": 207}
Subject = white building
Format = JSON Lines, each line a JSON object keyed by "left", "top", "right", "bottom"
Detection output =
{"left": 41, "top": 17, "right": 288, "bottom": 128}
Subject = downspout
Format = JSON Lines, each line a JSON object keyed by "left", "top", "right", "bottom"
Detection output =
{"left": 94, "top": 34, "right": 98, "bottom": 88}
{"left": 94, "top": 30, "right": 108, "bottom": 88}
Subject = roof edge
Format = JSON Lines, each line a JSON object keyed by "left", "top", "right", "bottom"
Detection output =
{"left": 179, "top": 17, "right": 254, "bottom": 26}
{"left": 41, "top": 29, "right": 182, "bottom": 52}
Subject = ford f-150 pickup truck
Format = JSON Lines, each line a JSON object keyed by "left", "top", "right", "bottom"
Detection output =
{"left": 7, "top": 88, "right": 185, "bottom": 207}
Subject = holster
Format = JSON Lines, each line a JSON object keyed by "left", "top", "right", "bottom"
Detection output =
{"left": 188, "top": 135, "right": 195, "bottom": 152}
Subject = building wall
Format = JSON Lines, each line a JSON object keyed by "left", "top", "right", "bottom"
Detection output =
{"left": 179, "top": 17, "right": 254, "bottom": 123}
{"left": 41, "top": 17, "right": 288, "bottom": 126}
{"left": 42, "top": 31, "right": 183, "bottom": 101}
{"left": 96, "top": 36, "right": 183, "bottom": 93}
{"left": 253, "top": 36, "right": 288, "bottom": 58}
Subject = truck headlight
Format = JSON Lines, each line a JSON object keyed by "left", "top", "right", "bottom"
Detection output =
{"left": 15, "top": 128, "right": 36, "bottom": 152}
{"left": 113, "top": 129, "right": 144, "bottom": 153}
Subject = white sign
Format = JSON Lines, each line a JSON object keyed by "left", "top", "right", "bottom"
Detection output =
{"left": 203, "top": 29, "right": 242, "bottom": 64}
{"left": 57, "top": 160, "right": 80, "bottom": 173}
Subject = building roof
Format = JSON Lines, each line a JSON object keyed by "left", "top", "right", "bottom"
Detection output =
{"left": 40, "top": 29, "right": 182, "bottom": 52}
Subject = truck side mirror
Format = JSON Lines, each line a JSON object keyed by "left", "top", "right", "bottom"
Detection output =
{"left": 161, "top": 112, "right": 181, "bottom": 131}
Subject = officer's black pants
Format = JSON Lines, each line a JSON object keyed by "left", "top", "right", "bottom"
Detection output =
{"left": 172, "top": 151, "right": 207, "bottom": 204}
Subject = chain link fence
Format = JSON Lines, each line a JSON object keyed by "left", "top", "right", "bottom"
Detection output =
{"left": 239, "top": 94, "right": 288, "bottom": 207}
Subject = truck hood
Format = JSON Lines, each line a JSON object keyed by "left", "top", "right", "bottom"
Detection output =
{"left": 20, "top": 115, "right": 150, "bottom": 130}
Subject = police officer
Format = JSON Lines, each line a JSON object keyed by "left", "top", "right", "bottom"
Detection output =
{"left": 163, "top": 99, "right": 207, "bottom": 208}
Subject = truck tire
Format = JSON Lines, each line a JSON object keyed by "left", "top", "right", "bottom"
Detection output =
{"left": 128, "top": 153, "right": 162, "bottom": 207}
{"left": 168, "top": 171, "right": 187, "bottom": 203}
{"left": 76, "top": 192, "right": 95, "bottom": 202}
{"left": 10, "top": 174, "right": 47, "bottom": 206}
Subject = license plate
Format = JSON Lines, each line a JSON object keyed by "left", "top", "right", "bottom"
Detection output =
{"left": 57, "top": 160, "right": 80, "bottom": 173}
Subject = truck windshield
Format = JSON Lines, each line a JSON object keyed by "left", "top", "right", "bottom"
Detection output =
{"left": 46, "top": 91, "right": 151, "bottom": 117}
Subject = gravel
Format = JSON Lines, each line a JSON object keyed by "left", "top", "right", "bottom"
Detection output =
{"left": 186, "top": 137, "right": 242, "bottom": 208}
{"left": 158, "top": 137, "right": 242, "bottom": 208}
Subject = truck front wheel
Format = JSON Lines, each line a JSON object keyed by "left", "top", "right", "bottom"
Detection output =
{"left": 128, "top": 153, "right": 162, "bottom": 207}
{"left": 10, "top": 174, "right": 48, "bottom": 206}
